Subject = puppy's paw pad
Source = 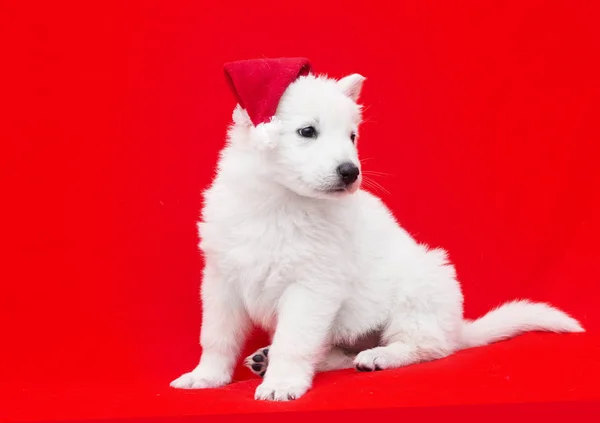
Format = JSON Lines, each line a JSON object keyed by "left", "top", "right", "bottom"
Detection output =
{"left": 254, "top": 379, "right": 309, "bottom": 401}
{"left": 169, "top": 372, "right": 226, "bottom": 389}
{"left": 244, "top": 347, "right": 270, "bottom": 377}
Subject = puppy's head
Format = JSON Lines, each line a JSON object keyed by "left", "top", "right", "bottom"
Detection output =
{"left": 234, "top": 73, "right": 365, "bottom": 199}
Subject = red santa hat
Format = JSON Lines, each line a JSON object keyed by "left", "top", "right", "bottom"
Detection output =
{"left": 224, "top": 57, "right": 313, "bottom": 126}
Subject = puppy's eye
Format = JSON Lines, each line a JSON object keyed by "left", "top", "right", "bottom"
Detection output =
{"left": 350, "top": 133, "right": 357, "bottom": 143}
{"left": 298, "top": 126, "right": 317, "bottom": 138}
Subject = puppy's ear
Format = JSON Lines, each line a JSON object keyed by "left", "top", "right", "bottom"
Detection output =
{"left": 337, "top": 73, "right": 366, "bottom": 102}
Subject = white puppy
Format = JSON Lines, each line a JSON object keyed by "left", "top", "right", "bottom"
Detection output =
{"left": 170, "top": 71, "right": 584, "bottom": 401}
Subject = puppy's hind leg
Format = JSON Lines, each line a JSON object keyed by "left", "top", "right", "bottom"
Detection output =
{"left": 317, "top": 347, "right": 356, "bottom": 371}
{"left": 353, "top": 312, "right": 454, "bottom": 372}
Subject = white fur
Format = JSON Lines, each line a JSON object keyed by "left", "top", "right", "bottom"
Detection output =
{"left": 170, "top": 73, "right": 584, "bottom": 401}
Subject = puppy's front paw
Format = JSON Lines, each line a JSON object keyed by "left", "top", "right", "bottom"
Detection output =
{"left": 170, "top": 371, "right": 229, "bottom": 390}
{"left": 254, "top": 377, "right": 310, "bottom": 401}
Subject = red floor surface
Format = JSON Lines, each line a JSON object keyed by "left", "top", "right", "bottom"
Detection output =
{"left": 3, "top": 334, "right": 600, "bottom": 422}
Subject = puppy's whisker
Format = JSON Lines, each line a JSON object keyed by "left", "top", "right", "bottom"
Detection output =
{"left": 362, "top": 170, "right": 391, "bottom": 177}
{"left": 371, "top": 180, "right": 391, "bottom": 196}
{"left": 360, "top": 117, "right": 376, "bottom": 126}
{"left": 361, "top": 179, "right": 378, "bottom": 193}
{"left": 362, "top": 177, "right": 390, "bottom": 196}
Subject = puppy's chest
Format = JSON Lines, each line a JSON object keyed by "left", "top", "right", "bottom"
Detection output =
{"left": 202, "top": 205, "right": 347, "bottom": 327}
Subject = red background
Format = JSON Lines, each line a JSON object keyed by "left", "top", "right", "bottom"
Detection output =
{"left": 1, "top": 0, "right": 599, "bottom": 422}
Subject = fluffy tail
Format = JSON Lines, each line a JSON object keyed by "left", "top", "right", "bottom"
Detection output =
{"left": 460, "top": 300, "right": 584, "bottom": 349}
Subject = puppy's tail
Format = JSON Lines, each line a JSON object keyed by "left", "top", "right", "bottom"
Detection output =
{"left": 460, "top": 299, "right": 584, "bottom": 349}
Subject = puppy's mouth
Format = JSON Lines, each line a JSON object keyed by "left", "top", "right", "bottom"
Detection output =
{"left": 321, "top": 182, "right": 360, "bottom": 195}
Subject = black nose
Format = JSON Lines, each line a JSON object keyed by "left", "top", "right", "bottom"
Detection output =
{"left": 336, "top": 162, "right": 360, "bottom": 185}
